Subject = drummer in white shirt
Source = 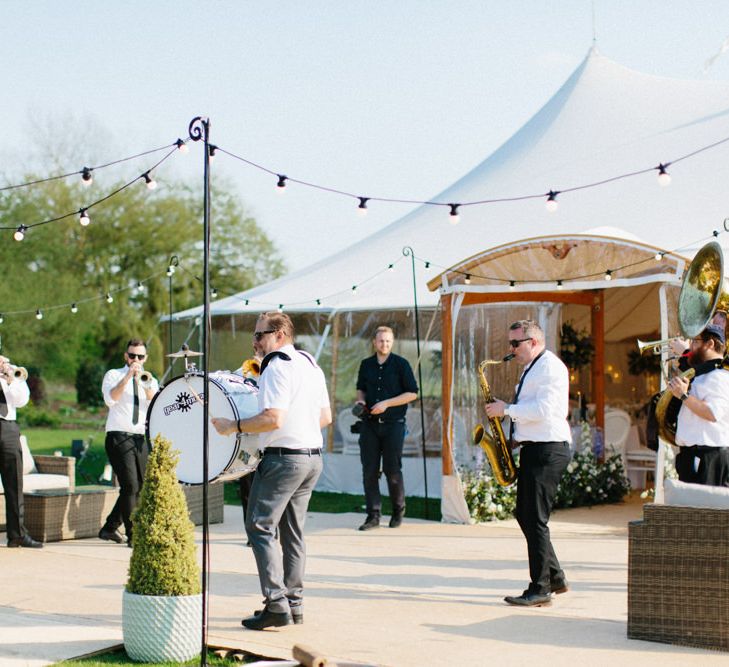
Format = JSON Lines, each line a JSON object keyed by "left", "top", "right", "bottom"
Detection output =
{"left": 485, "top": 319, "right": 572, "bottom": 607}
{"left": 99, "top": 338, "right": 159, "bottom": 547}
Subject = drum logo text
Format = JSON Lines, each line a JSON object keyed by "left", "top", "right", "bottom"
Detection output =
{"left": 163, "top": 392, "right": 204, "bottom": 416}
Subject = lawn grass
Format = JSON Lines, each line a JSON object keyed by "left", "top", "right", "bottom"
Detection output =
{"left": 52, "top": 646, "right": 262, "bottom": 665}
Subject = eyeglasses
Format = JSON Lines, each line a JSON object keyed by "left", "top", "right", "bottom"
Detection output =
{"left": 126, "top": 352, "right": 146, "bottom": 360}
{"left": 253, "top": 329, "right": 277, "bottom": 341}
{"left": 508, "top": 337, "right": 532, "bottom": 348}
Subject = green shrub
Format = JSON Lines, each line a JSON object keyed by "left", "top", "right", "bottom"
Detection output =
{"left": 126, "top": 434, "right": 201, "bottom": 596}
{"left": 18, "top": 403, "right": 61, "bottom": 428}
{"left": 75, "top": 359, "right": 107, "bottom": 408}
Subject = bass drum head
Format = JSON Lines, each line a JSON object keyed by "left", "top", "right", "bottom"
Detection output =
{"left": 146, "top": 374, "right": 258, "bottom": 484}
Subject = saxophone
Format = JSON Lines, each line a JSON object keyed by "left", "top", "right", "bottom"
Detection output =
{"left": 472, "top": 355, "right": 518, "bottom": 487}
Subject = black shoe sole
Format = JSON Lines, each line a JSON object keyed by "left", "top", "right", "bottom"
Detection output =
{"left": 254, "top": 609, "right": 303, "bottom": 624}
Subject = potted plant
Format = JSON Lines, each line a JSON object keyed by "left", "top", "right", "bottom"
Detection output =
{"left": 122, "top": 434, "right": 202, "bottom": 663}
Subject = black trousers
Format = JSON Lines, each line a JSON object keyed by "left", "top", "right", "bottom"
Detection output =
{"left": 359, "top": 419, "right": 405, "bottom": 516}
{"left": 515, "top": 441, "right": 571, "bottom": 596}
{"left": 102, "top": 431, "right": 148, "bottom": 538}
{"left": 675, "top": 445, "right": 729, "bottom": 487}
{"left": 0, "top": 420, "right": 25, "bottom": 541}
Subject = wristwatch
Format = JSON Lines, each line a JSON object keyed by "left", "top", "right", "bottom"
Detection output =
{"left": 679, "top": 392, "right": 689, "bottom": 402}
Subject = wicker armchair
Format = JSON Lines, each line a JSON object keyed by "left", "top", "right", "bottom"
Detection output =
{"left": 628, "top": 503, "right": 729, "bottom": 652}
{"left": 0, "top": 454, "right": 75, "bottom": 531}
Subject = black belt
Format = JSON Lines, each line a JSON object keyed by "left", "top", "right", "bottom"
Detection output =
{"left": 517, "top": 440, "right": 569, "bottom": 447}
{"left": 263, "top": 447, "right": 322, "bottom": 456}
{"left": 368, "top": 417, "right": 406, "bottom": 424}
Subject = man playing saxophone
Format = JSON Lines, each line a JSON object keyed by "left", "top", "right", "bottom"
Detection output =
{"left": 485, "top": 319, "right": 571, "bottom": 607}
{"left": 668, "top": 321, "right": 729, "bottom": 487}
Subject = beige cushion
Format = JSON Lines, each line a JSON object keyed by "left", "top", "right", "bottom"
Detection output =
{"left": 19, "top": 435, "right": 37, "bottom": 474}
{"left": 664, "top": 478, "right": 729, "bottom": 509}
{"left": 22, "top": 474, "right": 71, "bottom": 492}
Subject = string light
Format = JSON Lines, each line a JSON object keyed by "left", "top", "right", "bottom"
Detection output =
{"left": 166, "top": 262, "right": 176, "bottom": 277}
{"left": 656, "top": 163, "right": 671, "bottom": 187}
{"left": 358, "top": 197, "right": 369, "bottom": 217}
{"left": 424, "top": 261, "right": 431, "bottom": 271}
{"left": 604, "top": 269, "right": 613, "bottom": 281}
{"left": 557, "top": 279, "right": 564, "bottom": 290}
{"left": 35, "top": 309, "right": 43, "bottom": 320}
{"left": 351, "top": 285, "right": 358, "bottom": 293}
{"left": 79, "top": 208, "right": 90, "bottom": 226}
{"left": 277, "top": 304, "right": 284, "bottom": 313}
{"left": 135, "top": 282, "right": 143, "bottom": 293}
{"left": 509, "top": 280, "right": 516, "bottom": 291}
{"left": 388, "top": 264, "right": 394, "bottom": 272}
{"left": 142, "top": 172, "right": 157, "bottom": 190}
{"left": 464, "top": 274, "right": 471, "bottom": 285}
{"left": 105, "top": 293, "right": 114, "bottom": 303}
{"left": 316, "top": 299, "right": 321, "bottom": 306}
{"left": 244, "top": 299, "right": 249, "bottom": 306}
{"left": 276, "top": 174, "right": 287, "bottom": 193}
{"left": 208, "top": 145, "right": 217, "bottom": 160}
{"left": 70, "top": 303, "right": 78, "bottom": 314}
{"left": 13, "top": 225, "right": 26, "bottom": 241}
{"left": 545, "top": 190, "right": 559, "bottom": 212}
{"left": 211, "top": 287, "right": 218, "bottom": 299}
{"left": 81, "top": 167, "right": 93, "bottom": 187}
{"left": 448, "top": 204, "right": 460, "bottom": 225}
{"left": 0, "top": 314, "right": 4, "bottom": 324}
{"left": 655, "top": 251, "right": 664, "bottom": 261}
{"left": 175, "top": 138, "right": 189, "bottom": 153}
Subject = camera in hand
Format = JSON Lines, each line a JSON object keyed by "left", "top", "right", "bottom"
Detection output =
{"left": 350, "top": 402, "right": 369, "bottom": 434}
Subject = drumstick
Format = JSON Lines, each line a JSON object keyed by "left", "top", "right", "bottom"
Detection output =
{"left": 184, "top": 378, "right": 205, "bottom": 407}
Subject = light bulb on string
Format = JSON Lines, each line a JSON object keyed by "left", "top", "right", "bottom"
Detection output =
{"left": 276, "top": 174, "right": 287, "bottom": 194}
{"left": 106, "top": 293, "right": 114, "bottom": 303}
{"left": 211, "top": 287, "right": 218, "bottom": 299}
{"left": 71, "top": 303, "right": 78, "bottom": 314}
{"left": 175, "top": 138, "right": 189, "bottom": 153}
{"left": 79, "top": 209, "right": 90, "bottom": 226}
{"left": 208, "top": 145, "right": 217, "bottom": 160}
{"left": 316, "top": 299, "right": 321, "bottom": 306}
{"left": 604, "top": 269, "right": 613, "bottom": 281}
{"left": 656, "top": 163, "right": 671, "bottom": 187}
{"left": 357, "top": 197, "right": 369, "bottom": 217}
{"left": 388, "top": 264, "right": 394, "bottom": 272}
{"left": 424, "top": 261, "right": 431, "bottom": 271}
{"left": 0, "top": 314, "right": 4, "bottom": 324}
{"left": 655, "top": 251, "right": 664, "bottom": 261}
{"left": 545, "top": 190, "right": 559, "bottom": 213}
{"left": 557, "top": 279, "right": 564, "bottom": 290}
{"left": 81, "top": 167, "right": 93, "bottom": 187}
{"left": 464, "top": 274, "right": 471, "bottom": 285}
{"left": 13, "top": 225, "right": 27, "bottom": 241}
{"left": 143, "top": 172, "right": 157, "bottom": 190}
{"left": 277, "top": 304, "right": 284, "bottom": 313}
{"left": 351, "top": 285, "right": 358, "bottom": 293}
{"left": 135, "top": 282, "right": 143, "bottom": 294}
{"left": 166, "top": 263, "right": 176, "bottom": 277}
{"left": 35, "top": 309, "right": 43, "bottom": 320}
{"left": 448, "top": 204, "right": 460, "bottom": 225}
{"left": 509, "top": 280, "right": 516, "bottom": 291}
{"left": 244, "top": 299, "right": 249, "bottom": 306}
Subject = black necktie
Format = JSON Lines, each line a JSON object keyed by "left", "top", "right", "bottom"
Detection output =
{"left": 0, "top": 387, "right": 7, "bottom": 418}
{"left": 132, "top": 377, "right": 140, "bottom": 425}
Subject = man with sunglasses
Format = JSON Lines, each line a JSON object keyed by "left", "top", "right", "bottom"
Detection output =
{"left": 99, "top": 338, "right": 159, "bottom": 547}
{"left": 212, "top": 313, "right": 331, "bottom": 630}
{"left": 669, "top": 321, "right": 729, "bottom": 487}
{"left": 485, "top": 319, "right": 571, "bottom": 607}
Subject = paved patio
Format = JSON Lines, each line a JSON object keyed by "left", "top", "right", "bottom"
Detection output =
{"left": 1, "top": 498, "right": 726, "bottom": 667}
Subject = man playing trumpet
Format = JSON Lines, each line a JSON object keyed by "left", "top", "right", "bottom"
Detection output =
{"left": 0, "top": 355, "right": 42, "bottom": 548}
{"left": 99, "top": 339, "right": 159, "bottom": 546}
{"left": 669, "top": 320, "right": 729, "bottom": 487}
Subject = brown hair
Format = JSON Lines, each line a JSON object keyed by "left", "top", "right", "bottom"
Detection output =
{"left": 259, "top": 312, "right": 294, "bottom": 341}
{"left": 373, "top": 326, "right": 394, "bottom": 339}
{"left": 509, "top": 319, "right": 545, "bottom": 343}
{"left": 126, "top": 338, "right": 146, "bottom": 350}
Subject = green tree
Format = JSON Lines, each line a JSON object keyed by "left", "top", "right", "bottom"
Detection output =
{"left": 0, "top": 172, "right": 285, "bottom": 380}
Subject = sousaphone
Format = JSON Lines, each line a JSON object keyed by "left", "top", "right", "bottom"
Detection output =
{"left": 654, "top": 241, "right": 729, "bottom": 445}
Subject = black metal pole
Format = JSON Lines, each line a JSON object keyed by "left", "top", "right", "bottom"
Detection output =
{"left": 189, "top": 116, "right": 210, "bottom": 666}
{"left": 167, "top": 256, "right": 178, "bottom": 377}
{"left": 402, "top": 246, "right": 429, "bottom": 518}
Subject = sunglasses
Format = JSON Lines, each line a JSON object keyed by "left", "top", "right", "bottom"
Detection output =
{"left": 127, "top": 352, "right": 146, "bottom": 360}
{"left": 253, "top": 329, "right": 277, "bottom": 341}
{"left": 508, "top": 337, "right": 532, "bottom": 348}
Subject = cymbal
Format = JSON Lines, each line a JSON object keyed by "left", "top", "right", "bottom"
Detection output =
{"left": 166, "top": 348, "right": 203, "bottom": 358}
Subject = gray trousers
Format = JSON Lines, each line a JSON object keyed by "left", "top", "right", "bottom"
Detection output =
{"left": 245, "top": 451, "right": 323, "bottom": 614}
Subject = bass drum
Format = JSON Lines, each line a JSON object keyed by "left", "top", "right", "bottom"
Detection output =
{"left": 146, "top": 372, "right": 260, "bottom": 484}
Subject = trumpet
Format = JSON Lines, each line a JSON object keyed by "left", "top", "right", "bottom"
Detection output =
{"left": 138, "top": 370, "right": 154, "bottom": 388}
{"left": 0, "top": 363, "right": 28, "bottom": 383}
{"left": 636, "top": 337, "right": 684, "bottom": 356}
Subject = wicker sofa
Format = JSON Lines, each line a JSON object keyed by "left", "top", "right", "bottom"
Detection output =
{"left": 628, "top": 483, "right": 729, "bottom": 652}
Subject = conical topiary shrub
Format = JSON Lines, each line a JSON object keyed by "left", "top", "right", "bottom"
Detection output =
{"left": 122, "top": 433, "right": 202, "bottom": 662}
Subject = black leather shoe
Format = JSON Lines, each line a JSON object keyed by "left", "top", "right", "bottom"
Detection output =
{"left": 242, "top": 608, "right": 292, "bottom": 630}
{"left": 8, "top": 535, "right": 43, "bottom": 548}
{"left": 504, "top": 591, "right": 552, "bottom": 607}
{"left": 358, "top": 515, "right": 380, "bottom": 531}
{"left": 99, "top": 528, "right": 125, "bottom": 544}
{"left": 255, "top": 607, "right": 303, "bottom": 624}
{"left": 389, "top": 512, "right": 404, "bottom": 528}
{"left": 551, "top": 579, "right": 569, "bottom": 595}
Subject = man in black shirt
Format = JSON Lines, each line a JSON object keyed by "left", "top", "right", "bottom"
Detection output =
{"left": 355, "top": 326, "right": 418, "bottom": 530}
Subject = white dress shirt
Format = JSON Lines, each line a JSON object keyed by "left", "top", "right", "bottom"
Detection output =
{"left": 0, "top": 377, "right": 30, "bottom": 421}
{"left": 258, "top": 344, "right": 330, "bottom": 450}
{"left": 102, "top": 366, "right": 159, "bottom": 435}
{"left": 675, "top": 367, "right": 729, "bottom": 448}
{"left": 508, "top": 349, "right": 572, "bottom": 444}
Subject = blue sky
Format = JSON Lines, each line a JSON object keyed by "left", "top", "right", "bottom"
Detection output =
{"left": 3, "top": 2, "right": 729, "bottom": 272}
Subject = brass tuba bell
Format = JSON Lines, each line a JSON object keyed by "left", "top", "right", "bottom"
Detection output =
{"left": 677, "top": 241, "right": 729, "bottom": 338}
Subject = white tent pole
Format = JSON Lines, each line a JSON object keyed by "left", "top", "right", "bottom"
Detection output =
{"left": 314, "top": 322, "right": 332, "bottom": 362}
{"left": 654, "top": 283, "right": 669, "bottom": 504}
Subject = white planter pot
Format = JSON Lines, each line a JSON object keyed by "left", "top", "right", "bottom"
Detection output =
{"left": 122, "top": 590, "right": 202, "bottom": 663}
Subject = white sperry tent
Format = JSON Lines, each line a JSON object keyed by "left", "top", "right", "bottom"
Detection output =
{"left": 172, "top": 47, "right": 729, "bottom": 516}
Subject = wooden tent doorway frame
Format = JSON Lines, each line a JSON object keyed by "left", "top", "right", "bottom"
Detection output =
{"left": 440, "top": 289, "right": 605, "bottom": 475}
